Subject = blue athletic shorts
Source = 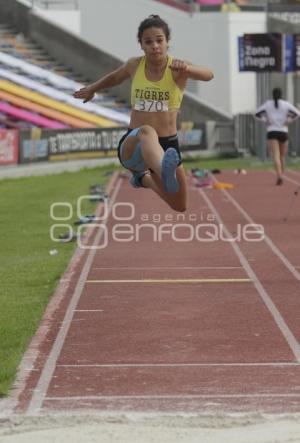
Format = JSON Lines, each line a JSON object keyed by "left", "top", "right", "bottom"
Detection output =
{"left": 117, "top": 127, "right": 182, "bottom": 172}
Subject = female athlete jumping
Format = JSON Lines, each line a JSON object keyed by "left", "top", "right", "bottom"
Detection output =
{"left": 74, "top": 15, "right": 214, "bottom": 211}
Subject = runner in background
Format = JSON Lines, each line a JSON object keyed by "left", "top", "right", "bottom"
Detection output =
{"left": 73, "top": 15, "right": 213, "bottom": 212}
{"left": 255, "top": 87, "right": 300, "bottom": 186}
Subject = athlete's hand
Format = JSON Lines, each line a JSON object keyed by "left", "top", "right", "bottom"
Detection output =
{"left": 73, "top": 86, "right": 95, "bottom": 103}
{"left": 169, "top": 59, "right": 189, "bottom": 74}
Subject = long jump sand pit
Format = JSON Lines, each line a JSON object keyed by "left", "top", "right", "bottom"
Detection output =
{"left": 1, "top": 413, "right": 300, "bottom": 443}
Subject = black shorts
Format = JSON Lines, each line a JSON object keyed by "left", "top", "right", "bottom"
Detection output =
{"left": 117, "top": 128, "right": 182, "bottom": 171}
{"left": 267, "top": 131, "right": 288, "bottom": 143}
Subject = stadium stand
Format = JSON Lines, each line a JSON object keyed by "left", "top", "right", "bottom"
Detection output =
{"left": 0, "top": 89, "right": 95, "bottom": 128}
{"left": 0, "top": 24, "right": 130, "bottom": 129}
{"left": 0, "top": 64, "right": 128, "bottom": 124}
{"left": 0, "top": 100, "right": 67, "bottom": 128}
{"left": 0, "top": 26, "right": 131, "bottom": 114}
{"left": 0, "top": 79, "right": 121, "bottom": 127}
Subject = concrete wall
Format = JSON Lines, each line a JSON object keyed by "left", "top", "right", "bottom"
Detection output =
{"left": 0, "top": 0, "right": 31, "bottom": 34}
{"left": 33, "top": 9, "right": 80, "bottom": 35}
{"left": 6, "top": 0, "right": 80, "bottom": 34}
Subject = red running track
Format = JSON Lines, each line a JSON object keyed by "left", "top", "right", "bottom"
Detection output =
{"left": 5, "top": 169, "right": 300, "bottom": 416}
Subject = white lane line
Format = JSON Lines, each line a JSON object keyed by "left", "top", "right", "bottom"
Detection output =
{"left": 211, "top": 174, "right": 300, "bottom": 281}
{"left": 74, "top": 310, "right": 104, "bottom": 312}
{"left": 46, "top": 394, "right": 300, "bottom": 401}
{"left": 198, "top": 187, "right": 300, "bottom": 363}
{"left": 91, "top": 266, "right": 244, "bottom": 270}
{"left": 86, "top": 278, "right": 251, "bottom": 284}
{"left": 282, "top": 173, "right": 300, "bottom": 186}
{"left": 57, "top": 362, "right": 299, "bottom": 367}
{"left": 26, "top": 178, "right": 122, "bottom": 415}
{"left": 286, "top": 170, "right": 300, "bottom": 177}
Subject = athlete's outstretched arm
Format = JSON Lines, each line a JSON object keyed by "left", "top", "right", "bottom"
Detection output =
{"left": 73, "top": 58, "right": 136, "bottom": 103}
{"left": 169, "top": 59, "right": 214, "bottom": 81}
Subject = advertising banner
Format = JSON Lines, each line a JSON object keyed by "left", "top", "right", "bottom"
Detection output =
{"left": 239, "top": 33, "right": 283, "bottom": 72}
{"left": 48, "top": 128, "right": 127, "bottom": 160}
{"left": 19, "top": 127, "right": 128, "bottom": 163}
{"left": 0, "top": 129, "right": 18, "bottom": 165}
{"left": 283, "top": 34, "right": 300, "bottom": 72}
{"left": 239, "top": 33, "right": 300, "bottom": 73}
{"left": 178, "top": 122, "right": 206, "bottom": 150}
{"left": 293, "top": 34, "right": 300, "bottom": 70}
{"left": 19, "top": 125, "right": 206, "bottom": 163}
{"left": 238, "top": 36, "right": 245, "bottom": 72}
{"left": 284, "top": 33, "right": 295, "bottom": 72}
{"left": 19, "top": 128, "right": 49, "bottom": 163}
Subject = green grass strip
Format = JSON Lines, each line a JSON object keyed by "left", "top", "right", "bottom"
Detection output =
{"left": 0, "top": 164, "right": 116, "bottom": 397}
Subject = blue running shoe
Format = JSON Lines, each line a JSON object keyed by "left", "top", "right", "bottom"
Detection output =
{"left": 161, "top": 148, "right": 180, "bottom": 193}
{"left": 130, "top": 171, "right": 146, "bottom": 188}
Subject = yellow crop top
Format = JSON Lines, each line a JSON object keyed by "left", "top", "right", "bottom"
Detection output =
{"left": 131, "top": 55, "right": 183, "bottom": 112}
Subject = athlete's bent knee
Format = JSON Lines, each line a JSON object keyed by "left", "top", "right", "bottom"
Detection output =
{"left": 139, "top": 125, "right": 157, "bottom": 138}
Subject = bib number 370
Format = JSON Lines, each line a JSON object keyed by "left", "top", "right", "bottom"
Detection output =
{"left": 134, "top": 100, "right": 168, "bottom": 112}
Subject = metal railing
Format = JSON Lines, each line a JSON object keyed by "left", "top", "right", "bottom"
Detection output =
{"left": 209, "top": 114, "right": 299, "bottom": 160}
{"left": 234, "top": 114, "right": 264, "bottom": 158}
{"left": 234, "top": 114, "right": 300, "bottom": 160}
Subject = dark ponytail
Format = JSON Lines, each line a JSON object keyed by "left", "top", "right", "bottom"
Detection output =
{"left": 272, "top": 87, "right": 282, "bottom": 108}
{"left": 137, "top": 15, "right": 170, "bottom": 43}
